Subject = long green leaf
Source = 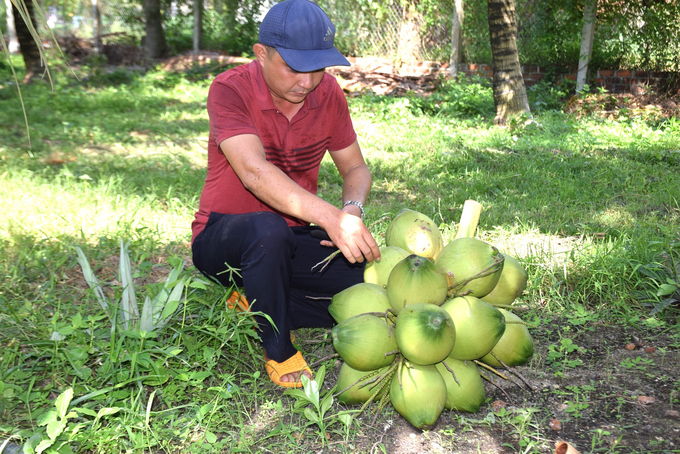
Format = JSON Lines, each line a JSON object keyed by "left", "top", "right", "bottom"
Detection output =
{"left": 119, "top": 239, "right": 139, "bottom": 330}
{"left": 139, "top": 295, "right": 155, "bottom": 333}
{"left": 74, "top": 246, "right": 111, "bottom": 318}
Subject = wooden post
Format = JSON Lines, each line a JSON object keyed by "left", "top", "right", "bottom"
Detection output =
{"left": 576, "top": 0, "right": 597, "bottom": 93}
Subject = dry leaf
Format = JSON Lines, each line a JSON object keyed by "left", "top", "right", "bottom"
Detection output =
{"left": 637, "top": 396, "right": 655, "bottom": 405}
{"left": 549, "top": 419, "right": 562, "bottom": 431}
{"left": 492, "top": 400, "right": 507, "bottom": 412}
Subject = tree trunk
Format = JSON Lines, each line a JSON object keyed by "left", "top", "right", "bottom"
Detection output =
{"left": 193, "top": 0, "right": 203, "bottom": 55}
{"left": 487, "top": 0, "right": 530, "bottom": 125}
{"left": 12, "top": 0, "right": 43, "bottom": 82}
{"left": 143, "top": 0, "right": 167, "bottom": 59}
{"left": 92, "top": 0, "right": 103, "bottom": 54}
{"left": 396, "top": 1, "right": 422, "bottom": 66}
{"left": 449, "top": 0, "right": 464, "bottom": 77}
{"left": 576, "top": 0, "right": 597, "bottom": 93}
{"left": 4, "top": 0, "right": 20, "bottom": 53}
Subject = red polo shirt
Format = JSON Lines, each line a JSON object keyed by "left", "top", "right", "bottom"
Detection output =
{"left": 191, "top": 60, "right": 357, "bottom": 243}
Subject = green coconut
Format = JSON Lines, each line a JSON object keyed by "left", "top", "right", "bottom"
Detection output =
{"left": 386, "top": 255, "right": 449, "bottom": 313}
{"left": 331, "top": 314, "right": 398, "bottom": 371}
{"left": 482, "top": 254, "right": 528, "bottom": 306}
{"left": 435, "top": 358, "right": 485, "bottom": 412}
{"left": 395, "top": 303, "right": 455, "bottom": 366}
{"left": 441, "top": 296, "right": 506, "bottom": 360}
{"left": 336, "top": 362, "right": 388, "bottom": 405}
{"left": 435, "top": 237, "right": 505, "bottom": 298}
{"left": 328, "top": 282, "right": 393, "bottom": 324}
{"left": 385, "top": 208, "right": 444, "bottom": 260}
{"left": 389, "top": 363, "right": 447, "bottom": 430}
{"left": 363, "top": 246, "right": 410, "bottom": 288}
{"left": 479, "top": 308, "right": 534, "bottom": 368}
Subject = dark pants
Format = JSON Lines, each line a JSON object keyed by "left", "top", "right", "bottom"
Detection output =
{"left": 192, "top": 211, "right": 365, "bottom": 362}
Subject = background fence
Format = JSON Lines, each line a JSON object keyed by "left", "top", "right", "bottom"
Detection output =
{"left": 2, "top": 0, "right": 680, "bottom": 73}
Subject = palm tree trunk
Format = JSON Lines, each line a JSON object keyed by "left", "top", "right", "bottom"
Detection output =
{"left": 12, "top": 0, "right": 43, "bottom": 82}
{"left": 144, "top": 0, "right": 167, "bottom": 59}
{"left": 487, "top": 0, "right": 530, "bottom": 125}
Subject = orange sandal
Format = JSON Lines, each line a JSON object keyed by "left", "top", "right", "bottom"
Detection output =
{"left": 227, "top": 291, "right": 296, "bottom": 342}
{"left": 264, "top": 351, "right": 312, "bottom": 388}
{"left": 227, "top": 290, "right": 250, "bottom": 312}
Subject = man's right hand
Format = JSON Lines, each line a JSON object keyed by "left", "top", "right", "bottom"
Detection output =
{"left": 323, "top": 211, "right": 380, "bottom": 264}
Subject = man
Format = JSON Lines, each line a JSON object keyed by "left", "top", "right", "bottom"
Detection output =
{"left": 191, "top": 0, "right": 381, "bottom": 388}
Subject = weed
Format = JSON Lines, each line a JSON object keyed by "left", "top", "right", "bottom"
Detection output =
{"left": 590, "top": 428, "right": 623, "bottom": 454}
{"left": 546, "top": 338, "right": 585, "bottom": 378}
{"left": 619, "top": 356, "right": 655, "bottom": 371}
{"left": 284, "top": 365, "right": 355, "bottom": 446}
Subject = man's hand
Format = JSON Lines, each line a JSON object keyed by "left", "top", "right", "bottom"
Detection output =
{"left": 322, "top": 211, "right": 380, "bottom": 264}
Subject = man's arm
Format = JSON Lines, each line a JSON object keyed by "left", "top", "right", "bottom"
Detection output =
{"left": 219, "top": 135, "right": 380, "bottom": 263}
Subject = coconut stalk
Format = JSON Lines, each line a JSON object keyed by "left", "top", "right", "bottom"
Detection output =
{"left": 447, "top": 253, "right": 505, "bottom": 297}
{"left": 474, "top": 359, "right": 532, "bottom": 392}
{"left": 485, "top": 351, "right": 534, "bottom": 391}
{"left": 333, "top": 356, "right": 401, "bottom": 420}
{"left": 454, "top": 199, "right": 483, "bottom": 239}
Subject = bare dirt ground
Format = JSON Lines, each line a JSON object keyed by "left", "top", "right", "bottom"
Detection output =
{"left": 298, "top": 318, "right": 679, "bottom": 454}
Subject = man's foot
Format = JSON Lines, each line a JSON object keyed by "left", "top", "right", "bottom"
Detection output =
{"left": 264, "top": 351, "right": 313, "bottom": 388}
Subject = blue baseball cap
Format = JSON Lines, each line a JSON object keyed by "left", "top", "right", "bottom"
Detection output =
{"left": 258, "top": 0, "right": 351, "bottom": 72}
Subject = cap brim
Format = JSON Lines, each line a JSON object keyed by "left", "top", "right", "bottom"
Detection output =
{"left": 276, "top": 47, "right": 350, "bottom": 72}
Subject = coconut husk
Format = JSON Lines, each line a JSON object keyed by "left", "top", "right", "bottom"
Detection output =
{"left": 555, "top": 441, "right": 581, "bottom": 454}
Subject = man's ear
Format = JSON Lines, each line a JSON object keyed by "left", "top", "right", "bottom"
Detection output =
{"left": 253, "top": 43, "right": 268, "bottom": 64}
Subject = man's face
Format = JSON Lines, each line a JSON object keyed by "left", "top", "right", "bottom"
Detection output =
{"left": 255, "top": 44, "right": 325, "bottom": 105}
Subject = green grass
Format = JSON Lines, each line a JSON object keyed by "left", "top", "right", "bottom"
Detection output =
{"left": 1, "top": 59, "right": 679, "bottom": 452}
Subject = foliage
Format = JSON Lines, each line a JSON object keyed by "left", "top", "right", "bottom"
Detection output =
{"left": 319, "top": 0, "right": 457, "bottom": 60}
{"left": 283, "top": 365, "right": 355, "bottom": 445}
{"left": 461, "top": 0, "right": 680, "bottom": 70}
{"left": 594, "top": 0, "right": 680, "bottom": 71}
{"left": 162, "top": 0, "right": 265, "bottom": 56}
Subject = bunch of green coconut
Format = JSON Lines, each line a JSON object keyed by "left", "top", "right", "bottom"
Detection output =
{"left": 329, "top": 201, "right": 534, "bottom": 430}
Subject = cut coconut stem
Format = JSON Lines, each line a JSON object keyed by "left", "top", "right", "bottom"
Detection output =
{"left": 309, "top": 352, "right": 338, "bottom": 368}
{"left": 334, "top": 367, "right": 385, "bottom": 398}
{"left": 311, "top": 249, "right": 342, "bottom": 272}
{"left": 478, "top": 370, "right": 512, "bottom": 400}
{"left": 505, "top": 320, "right": 537, "bottom": 328}
{"left": 473, "top": 360, "right": 510, "bottom": 381}
{"left": 449, "top": 253, "right": 505, "bottom": 296}
{"left": 488, "top": 303, "right": 531, "bottom": 312}
{"left": 441, "top": 359, "right": 460, "bottom": 386}
{"left": 475, "top": 359, "right": 528, "bottom": 391}
{"left": 362, "top": 310, "right": 398, "bottom": 326}
{"left": 357, "top": 360, "right": 399, "bottom": 417}
{"left": 489, "top": 351, "right": 534, "bottom": 391}
{"left": 454, "top": 200, "right": 483, "bottom": 239}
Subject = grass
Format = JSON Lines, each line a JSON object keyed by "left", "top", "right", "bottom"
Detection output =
{"left": 1, "top": 56, "right": 679, "bottom": 452}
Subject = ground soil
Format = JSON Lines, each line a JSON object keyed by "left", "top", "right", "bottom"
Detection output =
{"left": 296, "top": 317, "right": 680, "bottom": 454}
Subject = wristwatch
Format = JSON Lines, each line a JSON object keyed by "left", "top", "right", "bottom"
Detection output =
{"left": 343, "top": 200, "right": 365, "bottom": 221}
